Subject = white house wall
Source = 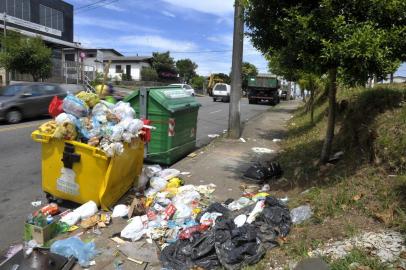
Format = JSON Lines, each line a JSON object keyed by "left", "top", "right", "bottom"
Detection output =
{"left": 108, "top": 62, "right": 150, "bottom": 81}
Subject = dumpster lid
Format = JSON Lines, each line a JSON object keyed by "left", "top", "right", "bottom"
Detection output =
{"left": 125, "top": 87, "right": 201, "bottom": 113}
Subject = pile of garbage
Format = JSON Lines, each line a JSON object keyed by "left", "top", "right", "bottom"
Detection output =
{"left": 38, "top": 92, "right": 148, "bottom": 157}
{"left": 12, "top": 165, "right": 295, "bottom": 269}
{"left": 112, "top": 165, "right": 292, "bottom": 270}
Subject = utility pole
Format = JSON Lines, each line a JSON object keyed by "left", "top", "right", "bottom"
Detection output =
{"left": 228, "top": 0, "right": 244, "bottom": 139}
{"left": 3, "top": 12, "right": 9, "bottom": 85}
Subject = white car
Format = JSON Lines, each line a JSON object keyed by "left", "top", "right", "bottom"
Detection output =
{"left": 212, "top": 83, "right": 231, "bottom": 102}
{"left": 169, "top": 84, "right": 195, "bottom": 96}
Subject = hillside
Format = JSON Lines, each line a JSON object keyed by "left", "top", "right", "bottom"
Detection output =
{"left": 251, "top": 84, "right": 406, "bottom": 269}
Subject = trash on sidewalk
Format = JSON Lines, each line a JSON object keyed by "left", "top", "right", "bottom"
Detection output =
{"left": 272, "top": 138, "right": 282, "bottom": 142}
{"left": 31, "top": 201, "right": 42, "bottom": 207}
{"left": 208, "top": 134, "right": 220, "bottom": 138}
{"left": 252, "top": 147, "right": 275, "bottom": 154}
{"left": 50, "top": 237, "right": 98, "bottom": 267}
{"left": 291, "top": 205, "right": 313, "bottom": 224}
{"left": 112, "top": 204, "right": 129, "bottom": 218}
{"left": 240, "top": 137, "right": 247, "bottom": 143}
{"left": 244, "top": 162, "right": 283, "bottom": 182}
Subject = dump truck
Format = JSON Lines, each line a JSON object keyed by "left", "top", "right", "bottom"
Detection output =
{"left": 247, "top": 75, "right": 280, "bottom": 105}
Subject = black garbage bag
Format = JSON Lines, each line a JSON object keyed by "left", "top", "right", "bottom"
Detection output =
{"left": 254, "top": 196, "right": 292, "bottom": 238}
{"left": 160, "top": 239, "right": 193, "bottom": 270}
{"left": 196, "top": 202, "right": 231, "bottom": 222}
{"left": 244, "top": 162, "right": 283, "bottom": 182}
{"left": 214, "top": 222, "right": 266, "bottom": 270}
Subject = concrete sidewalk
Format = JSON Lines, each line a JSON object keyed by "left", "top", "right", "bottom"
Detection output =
{"left": 173, "top": 100, "right": 300, "bottom": 202}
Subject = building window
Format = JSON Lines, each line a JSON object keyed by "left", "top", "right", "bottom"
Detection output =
{"left": 1, "top": 0, "right": 31, "bottom": 21}
{"left": 115, "top": 65, "right": 122, "bottom": 73}
{"left": 39, "top": 4, "right": 64, "bottom": 31}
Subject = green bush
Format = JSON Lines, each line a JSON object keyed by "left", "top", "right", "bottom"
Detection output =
{"left": 141, "top": 67, "right": 158, "bottom": 81}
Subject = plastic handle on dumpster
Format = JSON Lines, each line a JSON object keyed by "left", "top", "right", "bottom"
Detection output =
{"left": 92, "top": 148, "right": 108, "bottom": 160}
{"left": 31, "top": 131, "right": 51, "bottom": 143}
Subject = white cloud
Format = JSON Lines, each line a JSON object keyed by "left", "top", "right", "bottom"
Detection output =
{"left": 161, "top": 10, "right": 176, "bottom": 18}
{"left": 103, "top": 3, "right": 125, "bottom": 12}
{"left": 118, "top": 35, "right": 198, "bottom": 52}
{"left": 75, "top": 16, "right": 159, "bottom": 33}
{"left": 160, "top": 0, "right": 234, "bottom": 16}
{"left": 207, "top": 35, "right": 233, "bottom": 47}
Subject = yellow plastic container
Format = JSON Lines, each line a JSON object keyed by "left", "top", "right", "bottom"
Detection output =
{"left": 32, "top": 130, "right": 144, "bottom": 210}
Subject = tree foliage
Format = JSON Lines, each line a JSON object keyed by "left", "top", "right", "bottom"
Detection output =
{"left": 213, "top": 73, "right": 231, "bottom": 84}
{"left": 242, "top": 62, "right": 258, "bottom": 90}
{"left": 191, "top": 75, "right": 205, "bottom": 90}
{"left": 245, "top": 0, "right": 406, "bottom": 163}
{"left": 176, "top": 59, "right": 197, "bottom": 83}
{"left": 0, "top": 32, "right": 52, "bottom": 81}
{"left": 151, "top": 51, "right": 177, "bottom": 79}
{"left": 141, "top": 67, "right": 159, "bottom": 81}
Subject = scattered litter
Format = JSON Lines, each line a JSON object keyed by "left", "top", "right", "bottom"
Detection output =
{"left": 309, "top": 230, "right": 406, "bottom": 263}
{"left": 112, "top": 204, "right": 129, "bottom": 218}
{"left": 208, "top": 134, "right": 220, "bottom": 138}
{"left": 127, "top": 257, "right": 144, "bottom": 264}
{"left": 272, "top": 138, "right": 282, "bottom": 142}
{"left": 187, "top": 152, "right": 197, "bottom": 158}
{"left": 251, "top": 147, "right": 275, "bottom": 154}
{"left": 80, "top": 214, "right": 100, "bottom": 229}
{"left": 74, "top": 201, "right": 98, "bottom": 220}
{"left": 180, "top": 172, "right": 191, "bottom": 175}
{"left": 111, "top": 237, "right": 127, "bottom": 245}
{"left": 279, "top": 196, "right": 289, "bottom": 203}
{"left": 328, "top": 151, "right": 344, "bottom": 163}
{"left": 244, "top": 162, "right": 283, "bottom": 182}
{"left": 120, "top": 216, "right": 145, "bottom": 241}
{"left": 290, "top": 205, "right": 313, "bottom": 224}
{"left": 31, "top": 201, "right": 42, "bottom": 207}
{"left": 50, "top": 237, "right": 98, "bottom": 267}
{"left": 259, "top": 184, "right": 270, "bottom": 192}
{"left": 240, "top": 137, "right": 247, "bottom": 143}
{"left": 234, "top": 214, "right": 247, "bottom": 227}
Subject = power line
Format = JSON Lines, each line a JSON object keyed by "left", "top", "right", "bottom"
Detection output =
{"left": 117, "top": 49, "right": 260, "bottom": 55}
{"left": 75, "top": 0, "right": 120, "bottom": 14}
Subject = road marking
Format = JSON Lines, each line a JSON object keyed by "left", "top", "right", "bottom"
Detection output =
{"left": 209, "top": 109, "right": 222, "bottom": 114}
{"left": 0, "top": 121, "right": 46, "bottom": 133}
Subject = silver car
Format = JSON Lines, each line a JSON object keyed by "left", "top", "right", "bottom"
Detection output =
{"left": 0, "top": 83, "right": 67, "bottom": 124}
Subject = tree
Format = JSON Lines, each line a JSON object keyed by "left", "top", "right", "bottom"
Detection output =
{"left": 245, "top": 0, "right": 406, "bottom": 163}
{"left": 176, "top": 59, "right": 197, "bottom": 83}
{"left": 241, "top": 62, "right": 258, "bottom": 90}
{"left": 191, "top": 75, "right": 205, "bottom": 90}
{"left": 151, "top": 51, "right": 177, "bottom": 80}
{"left": 0, "top": 32, "right": 52, "bottom": 81}
{"left": 141, "top": 67, "right": 159, "bottom": 81}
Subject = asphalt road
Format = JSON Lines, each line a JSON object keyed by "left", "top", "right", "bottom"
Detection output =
{"left": 0, "top": 96, "right": 271, "bottom": 249}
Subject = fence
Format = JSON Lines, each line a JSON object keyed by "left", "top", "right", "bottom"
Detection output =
{"left": 11, "top": 59, "right": 95, "bottom": 84}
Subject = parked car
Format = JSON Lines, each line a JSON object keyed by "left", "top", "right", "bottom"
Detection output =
{"left": 169, "top": 84, "right": 195, "bottom": 96}
{"left": 212, "top": 83, "right": 231, "bottom": 102}
{"left": 0, "top": 83, "right": 67, "bottom": 124}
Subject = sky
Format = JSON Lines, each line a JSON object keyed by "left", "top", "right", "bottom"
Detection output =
{"left": 65, "top": 0, "right": 270, "bottom": 76}
{"left": 65, "top": 0, "right": 405, "bottom": 77}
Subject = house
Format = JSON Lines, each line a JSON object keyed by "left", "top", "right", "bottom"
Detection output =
{"left": 80, "top": 48, "right": 123, "bottom": 74}
{"left": 103, "top": 56, "right": 153, "bottom": 81}
{"left": 0, "top": 0, "right": 82, "bottom": 84}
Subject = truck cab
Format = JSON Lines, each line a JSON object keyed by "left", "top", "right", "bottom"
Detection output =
{"left": 247, "top": 75, "right": 280, "bottom": 105}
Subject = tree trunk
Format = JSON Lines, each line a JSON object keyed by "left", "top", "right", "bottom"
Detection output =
{"left": 390, "top": 73, "right": 394, "bottom": 84}
{"left": 310, "top": 87, "right": 315, "bottom": 124}
{"left": 320, "top": 68, "right": 337, "bottom": 163}
{"left": 301, "top": 88, "right": 306, "bottom": 102}
{"left": 287, "top": 81, "right": 292, "bottom": 100}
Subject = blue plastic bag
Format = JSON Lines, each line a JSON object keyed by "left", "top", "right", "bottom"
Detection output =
{"left": 50, "top": 237, "right": 97, "bottom": 267}
{"left": 63, "top": 94, "right": 89, "bottom": 118}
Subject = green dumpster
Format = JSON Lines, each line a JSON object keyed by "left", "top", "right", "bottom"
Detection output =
{"left": 124, "top": 87, "right": 201, "bottom": 165}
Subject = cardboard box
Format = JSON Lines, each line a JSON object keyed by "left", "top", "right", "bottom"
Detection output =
{"left": 24, "top": 221, "right": 58, "bottom": 245}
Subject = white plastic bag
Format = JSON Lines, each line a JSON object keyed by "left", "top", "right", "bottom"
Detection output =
{"left": 121, "top": 216, "right": 145, "bottom": 241}
{"left": 150, "top": 177, "right": 168, "bottom": 191}
{"left": 173, "top": 203, "right": 192, "bottom": 220}
{"left": 234, "top": 214, "right": 247, "bottom": 227}
{"left": 200, "top": 212, "right": 223, "bottom": 226}
{"left": 145, "top": 165, "right": 162, "bottom": 178}
{"left": 60, "top": 211, "right": 81, "bottom": 226}
{"left": 112, "top": 204, "right": 129, "bottom": 218}
{"left": 228, "top": 197, "right": 253, "bottom": 211}
{"left": 246, "top": 200, "right": 265, "bottom": 224}
{"left": 73, "top": 201, "right": 98, "bottom": 220}
{"left": 112, "top": 102, "right": 135, "bottom": 120}
{"left": 159, "top": 169, "right": 180, "bottom": 181}
{"left": 55, "top": 113, "right": 76, "bottom": 125}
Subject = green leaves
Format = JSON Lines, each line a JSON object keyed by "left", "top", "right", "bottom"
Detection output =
{"left": 176, "top": 59, "right": 198, "bottom": 83}
{"left": 0, "top": 32, "right": 52, "bottom": 81}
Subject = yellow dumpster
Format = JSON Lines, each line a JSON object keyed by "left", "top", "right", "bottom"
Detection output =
{"left": 32, "top": 130, "right": 144, "bottom": 210}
